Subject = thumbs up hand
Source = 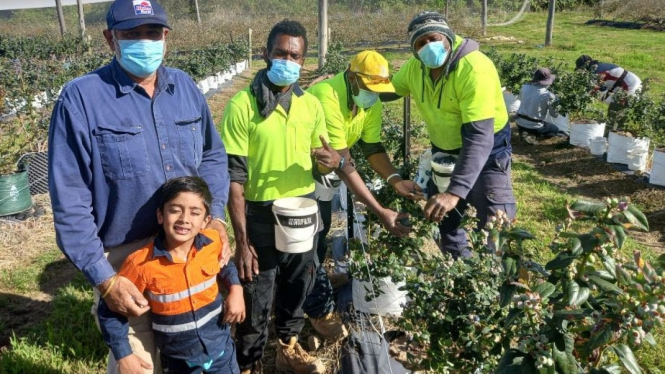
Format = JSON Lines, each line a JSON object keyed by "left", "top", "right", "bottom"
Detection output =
{"left": 312, "top": 135, "right": 342, "bottom": 170}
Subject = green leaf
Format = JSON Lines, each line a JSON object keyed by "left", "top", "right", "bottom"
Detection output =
{"left": 600, "top": 255, "right": 617, "bottom": 279}
{"left": 614, "top": 209, "right": 649, "bottom": 232}
{"left": 611, "top": 344, "right": 643, "bottom": 374}
{"left": 565, "top": 281, "right": 581, "bottom": 306}
{"left": 500, "top": 283, "right": 517, "bottom": 308}
{"left": 546, "top": 252, "right": 577, "bottom": 271}
{"left": 523, "top": 260, "right": 550, "bottom": 277}
{"left": 553, "top": 309, "right": 587, "bottom": 319}
{"left": 570, "top": 238, "right": 583, "bottom": 256}
{"left": 588, "top": 275, "right": 624, "bottom": 295}
{"left": 569, "top": 199, "right": 606, "bottom": 215}
{"left": 504, "top": 308, "right": 521, "bottom": 328}
{"left": 615, "top": 264, "right": 633, "bottom": 286}
{"left": 585, "top": 324, "right": 614, "bottom": 352}
{"left": 627, "top": 204, "right": 649, "bottom": 231}
{"left": 579, "top": 233, "right": 601, "bottom": 253}
{"left": 644, "top": 332, "right": 657, "bottom": 346}
{"left": 503, "top": 256, "right": 518, "bottom": 277}
{"left": 571, "top": 286, "right": 590, "bottom": 307}
{"left": 508, "top": 228, "right": 536, "bottom": 240}
{"left": 606, "top": 224, "right": 627, "bottom": 249}
{"left": 532, "top": 281, "right": 556, "bottom": 299}
{"left": 552, "top": 341, "right": 579, "bottom": 374}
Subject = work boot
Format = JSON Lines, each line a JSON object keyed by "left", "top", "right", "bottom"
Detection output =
{"left": 310, "top": 312, "right": 348, "bottom": 340}
{"left": 276, "top": 336, "right": 326, "bottom": 374}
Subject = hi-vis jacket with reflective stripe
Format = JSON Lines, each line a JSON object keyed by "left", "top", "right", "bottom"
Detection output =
{"left": 98, "top": 229, "right": 240, "bottom": 366}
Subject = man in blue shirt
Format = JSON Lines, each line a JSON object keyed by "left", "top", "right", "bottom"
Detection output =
{"left": 48, "top": 0, "right": 230, "bottom": 372}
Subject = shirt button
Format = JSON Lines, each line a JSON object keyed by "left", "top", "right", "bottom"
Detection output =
{"left": 166, "top": 165, "right": 171, "bottom": 171}
{"left": 161, "top": 144, "right": 166, "bottom": 149}
{"left": 191, "top": 127, "right": 196, "bottom": 131}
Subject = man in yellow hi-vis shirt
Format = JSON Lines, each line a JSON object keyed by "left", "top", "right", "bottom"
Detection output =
{"left": 303, "top": 51, "right": 422, "bottom": 339}
{"left": 384, "top": 11, "right": 516, "bottom": 258}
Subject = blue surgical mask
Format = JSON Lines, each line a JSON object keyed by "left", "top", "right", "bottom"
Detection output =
{"left": 116, "top": 39, "right": 164, "bottom": 78}
{"left": 417, "top": 41, "right": 448, "bottom": 69}
{"left": 267, "top": 59, "right": 301, "bottom": 87}
{"left": 352, "top": 88, "right": 379, "bottom": 109}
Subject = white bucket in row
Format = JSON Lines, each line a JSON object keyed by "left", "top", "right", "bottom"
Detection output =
{"left": 545, "top": 113, "right": 569, "bottom": 134}
{"left": 606, "top": 132, "right": 650, "bottom": 165}
{"left": 589, "top": 136, "right": 607, "bottom": 156}
{"left": 502, "top": 89, "right": 521, "bottom": 114}
{"left": 650, "top": 150, "right": 665, "bottom": 187}
{"left": 569, "top": 122, "right": 605, "bottom": 147}
{"left": 272, "top": 197, "right": 319, "bottom": 253}
{"left": 627, "top": 148, "right": 648, "bottom": 171}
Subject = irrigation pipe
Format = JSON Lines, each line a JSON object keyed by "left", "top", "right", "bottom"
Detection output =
{"left": 488, "top": 0, "right": 530, "bottom": 27}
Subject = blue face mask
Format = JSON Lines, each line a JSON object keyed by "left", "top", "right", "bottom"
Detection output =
{"left": 267, "top": 59, "right": 301, "bottom": 87}
{"left": 116, "top": 39, "right": 164, "bottom": 78}
{"left": 417, "top": 41, "right": 448, "bottom": 69}
{"left": 352, "top": 88, "right": 379, "bottom": 109}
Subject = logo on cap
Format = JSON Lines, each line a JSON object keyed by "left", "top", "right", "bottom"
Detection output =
{"left": 133, "top": 0, "right": 154, "bottom": 15}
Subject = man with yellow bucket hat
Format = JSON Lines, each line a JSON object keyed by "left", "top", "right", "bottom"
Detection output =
{"left": 304, "top": 50, "right": 422, "bottom": 339}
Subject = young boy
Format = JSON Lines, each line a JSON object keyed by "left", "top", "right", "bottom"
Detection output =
{"left": 98, "top": 176, "right": 244, "bottom": 374}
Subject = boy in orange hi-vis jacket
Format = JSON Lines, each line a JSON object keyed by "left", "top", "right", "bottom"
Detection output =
{"left": 98, "top": 176, "right": 244, "bottom": 374}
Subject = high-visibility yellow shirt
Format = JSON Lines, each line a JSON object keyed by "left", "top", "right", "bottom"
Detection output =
{"left": 221, "top": 87, "right": 328, "bottom": 202}
{"left": 392, "top": 35, "right": 508, "bottom": 150}
{"left": 307, "top": 72, "right": 382, "bottom": 150}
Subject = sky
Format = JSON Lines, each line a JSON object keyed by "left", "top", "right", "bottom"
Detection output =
{"left": 0, "top": 0, "right": 113, "bottom": 11}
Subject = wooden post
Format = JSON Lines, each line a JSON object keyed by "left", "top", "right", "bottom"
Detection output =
{"left": 248, "top": 28, "right": 252, "bottom": 69}
{"left": 545, "top": 0, "right": 556, "bottom": 46}
{"left": 444, "top": 0, "right": 450, "bottom": 20}
{"left": 76, "top": 0, "right": 85, "bottom": 38}
{"left": 481, "top": 0, "right": 488, "bottom": 36}
{"left": 55, "top": 0, "right": 66, "bottom": 36}
{"left": 193, "top": 0, "right": 201, "bottom": 25}
{"left": 318, "top": 0, "right": 328, "bottom": 69}
{"left": 402, "top": 96, "right": 411, "bottom": 177}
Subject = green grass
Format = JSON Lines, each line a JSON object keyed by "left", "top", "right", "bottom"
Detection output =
{"left": 483, "top": 10, "right": 665, "bottom": 96}
{"left": 0, "top": 248, "right": 65, "bottom": 293}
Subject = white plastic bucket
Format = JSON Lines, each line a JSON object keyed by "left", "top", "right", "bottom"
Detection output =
{"left": 589, "top": 136, "right": 607, "bottom": 156}
{"left": 650, "top": 150, "right": 665, "bottom": 186}
{"left": 352, "top": 277, "right": 408, "bottom": 316}
{"left": 207, "top": 76, "right": 218, "bottom": 90}
{"left": 627, "top": 148, "right": 648, "bottom": 171}
{"left": 198, "top": 79, "right": 209, "bottom": 94}
{"left": 272, "top": 197, "right": 319, "bottom": 253}
{"left": 546, "top": 113, "right": 569, "bottom": 134}
{"left": 314, "top": 173, "right": 341, "bottom": 202}
{"left": 431, "top": 152, "right": 456, "bottom": 192}
{"left": 502, "top": 90, "right": 520, "bottom": 114}
{"left": 607, "top": 132, "right": 650, "bottom": 165}
{"left": 569, "top": 122, "right": 605, "bottom": 147}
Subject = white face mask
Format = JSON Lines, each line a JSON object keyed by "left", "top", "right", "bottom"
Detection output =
{"left": 352, "top": 88, "right": 379, "bottom": 109}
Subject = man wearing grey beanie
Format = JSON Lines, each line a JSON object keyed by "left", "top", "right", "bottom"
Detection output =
{"left": 386, "top": 11, "right": 516, "bottom": 258}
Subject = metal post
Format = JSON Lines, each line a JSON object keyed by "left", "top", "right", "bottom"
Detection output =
{"left": 248, "top": 28, "right": 253, "bottom": 69}
{"left": 481, "top": 0, "right": 488, "bottom": 36}
{"left": 545, "top": 0, "right": 556, "bottom": 46}
{"left": 444, "top": 0, "right": 450, "bottom": 20}
{"left": 55, "top": 0, "right": 66, "bottom": 36}
{"left": 193, "top": 0, "right": 201, "bottom": 25}
{"left": 402, "top": 96, "right": 411, "bottom": 178}
{"left": 318, "top": 0, "right": 328, "bottom": 69}
{"left": 76, "top": 0, "right": 85, "bottom": 38}
{"left": 347, "top": 189, "right": 354, "bottom": 240}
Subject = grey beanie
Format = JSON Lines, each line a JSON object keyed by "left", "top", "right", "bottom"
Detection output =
{"left": 408, "top": 11, "right": 455, "bottom": 53}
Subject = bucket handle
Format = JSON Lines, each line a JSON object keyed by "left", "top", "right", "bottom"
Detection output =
{"left": 273, "top": 210, "right": 320, "bottom": 243}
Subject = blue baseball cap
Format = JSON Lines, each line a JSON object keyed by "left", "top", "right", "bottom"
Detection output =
{"left": 106, "top": 0, "right": 171, "bottom": 30}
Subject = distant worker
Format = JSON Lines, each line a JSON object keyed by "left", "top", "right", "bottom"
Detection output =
{"left": 515, "top": 68, "right": 565, "bottom": 143}
{"left": 575, "top": 54, "right": 642, "bottom": 105}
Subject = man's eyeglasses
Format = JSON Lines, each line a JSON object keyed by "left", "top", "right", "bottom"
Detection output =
{"left": 355, "top": 72, "right": 391, "bottom": 84}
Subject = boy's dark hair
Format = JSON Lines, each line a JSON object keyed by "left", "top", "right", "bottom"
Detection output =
{"left": 267, "top": 19, "right": 308, "bottom": 55}
{"left": 159, "top": 176, "right": 212, "bottom": 215}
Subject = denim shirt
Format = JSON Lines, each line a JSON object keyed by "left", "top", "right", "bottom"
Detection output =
{"left": 48, "top": 59, "right": 229, "bottom": 286}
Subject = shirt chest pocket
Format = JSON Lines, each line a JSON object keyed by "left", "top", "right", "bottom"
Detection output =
{"left": 94, "top": 125, "right": 150, "bottom": 181}
{"left": 175, "top": 116, "right": 204, "bottom": 168}
{"left": 286, "top": 121, "right": 314, "bottom": 154}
